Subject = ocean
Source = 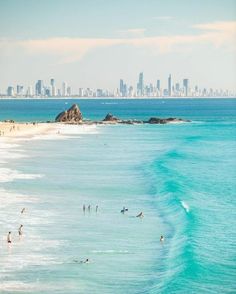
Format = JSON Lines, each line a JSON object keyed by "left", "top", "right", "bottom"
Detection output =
{"left": 0, "top": 98, "right": 235, "bottom": 293}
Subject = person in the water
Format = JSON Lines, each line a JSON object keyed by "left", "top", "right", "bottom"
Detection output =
{"left": 160, "top": 235, "right": 164, "bottom": 242}
{"left": 21, "top": 208, "right": 26, "bottom": 214}
{"left": 74, "top": 258, "right": 90, "bottom": 264}
{"left": 121, "top": 207, "right": 128, "bottom": 213}
{"left": 96, "top": 205, "right": 98, "bottom": 213}
{"left": 7, "top": 232, "right": 12, "bottom": 243}
{"left": 136, "top": 212, "right": 144, "bottom": 218}
{"left": 18, "top": 225, "right": 23, "bottom": 236}
{"left": 83, "top": 204, "right": 86, "bottom": 213}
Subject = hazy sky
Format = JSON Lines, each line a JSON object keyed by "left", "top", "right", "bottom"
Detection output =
{"left": 0, "top": 0, "right": 236, "bottom": 92}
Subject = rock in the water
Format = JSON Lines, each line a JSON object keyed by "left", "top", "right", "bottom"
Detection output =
{"left": 147, "top": 117, "right": 189, "bottom": 124}
{"left": 103, "top": 113, "right": 119, "bottom": 122}
{"left": 55, "top": 104, "right": 83, "bottom": 122}
{"left": 147, "top": 117, "right": 167, "bottom": 124}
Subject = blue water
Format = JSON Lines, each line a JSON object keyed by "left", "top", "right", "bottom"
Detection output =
{"left": 0, "top": 98, "right": 236, "bottom": 293}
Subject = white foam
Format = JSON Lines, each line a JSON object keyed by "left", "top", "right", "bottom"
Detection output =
{"left": 181, "top": 201, "right": 190, "bottom": 213}
{"left": 92, "top": 249, "right": 129, "bottom": 254}
{"left": 54, "top": 123, "right": 99, "bottom": 135}
{"left": 0, "top": 168, "right": 43, "bottom": 183}
{"left": 0, "top": 139, "right": 27, "bottom": 162}
{"left": 12, "top": 124, "right": 99, "bottom": 141}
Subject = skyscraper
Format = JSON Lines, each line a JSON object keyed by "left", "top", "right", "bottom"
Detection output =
{"left": 35, "top": 80, "right": 43, "bottom": 96}
{"left": 120, "top": 79, "right": 124, "bottom": 96}
{"left": 7, "top": 86, "right": 14, "bottom": 96}
{"left": 50, "top": 79, "right": 56, "bottom": 96}
{"left": 26, "top": 86, "right": 33, "bottom": 96}
{"left": 183, "top": 79, "right": 189, "bottom": 96}
{"left": 156, "top": 80, "right": 161, "bottom": 91}
{"left": 168, "top": 74, "right": 172, "bottom": 96}
{"left": 62, "top": 82, "right": 68, "bottom": 96}
{"left": 50, "top": 78, "right": 55, "bottom": 87}
{"left": 16, "top": 85, "right": 24, "bottom": 95}
{"left": 137, "top": 72, "right": 144, "bottom": 96}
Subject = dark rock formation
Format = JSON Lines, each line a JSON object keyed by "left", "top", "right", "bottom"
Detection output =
{"left": 103, "top": 113, "right": 119, "bottom": 122}
{"left": 55, "top": 104, "right": 83, "bottom": 123}
{"left": 147, "top": 117, "right": 190, "bottom": 124}
{"left": 55, "top": 104, "right": 190, "bottom": 125}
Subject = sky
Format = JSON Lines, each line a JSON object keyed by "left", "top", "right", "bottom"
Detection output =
{"left": 0, "top": 0, "right": 236, "bottom": 93}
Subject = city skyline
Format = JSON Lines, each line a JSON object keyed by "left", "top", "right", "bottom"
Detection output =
{"left": 0, "top": 0, "right": 236, "bottom": 92}
{"left": 2, "top": 72, "right": 235, "bottom": 98}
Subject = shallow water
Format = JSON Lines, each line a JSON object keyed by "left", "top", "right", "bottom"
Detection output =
{"left": 0, "top": 99, "right": 236, "bottom": 293}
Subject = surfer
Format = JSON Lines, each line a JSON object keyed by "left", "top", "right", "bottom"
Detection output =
{"left": 160, "top": 235, "right": 164, "bottom": 242}
{"left": 21, "top": 208, "right": 26, "bottom": 214}
{"left": 7, "top": 232, "right": 12, "bottom": 243}
{"left": 136, "top": 212, "right": 144, "bottom": 218}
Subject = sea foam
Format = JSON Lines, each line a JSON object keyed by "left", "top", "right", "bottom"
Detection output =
{"left": 181, "top": 201, "right": 190, "bottom": 213}
{"left": 0, "top": 167, "right": 43, "bottom": 183}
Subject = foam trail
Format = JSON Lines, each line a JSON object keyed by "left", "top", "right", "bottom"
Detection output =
{"left": 181, "top": 201, "right": 190, "bottom": 213}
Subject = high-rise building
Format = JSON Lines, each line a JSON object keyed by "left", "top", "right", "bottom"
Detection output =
{"left": 62, "top": 82, "right": 68, "bottom": 96}
{"left": 50, "top": 78, "right": 56, "bottom": 96}
{"left": 168, "top": 74, "right": 172, "bottom": 96}
{"left": 156, "top": 80, "right": 161, "bottom": 91}
{"left": 16, "top": 85, "right": 24, "bottom": 95}
{"left": 78, "top": 88, "right": 84, "bottom": 97}
{"left": 35, "top": 80, "right": 43, "bottom": 96}
{"left": 50, "top": 78, "right": 55, "bottom": 87}
{"left": 45, "top": 88, "right": 50, "bottom": 96}
{"left": 26, "top": 86, "right": 33, "bottom": 96}
{"left": 183, "top": 79, "right": 189, "bottom": 96}
{"left": 137, "top": 72, "right": 144, "bottom": 96}
{"left": 67, "top": 86, "right": 71, "bottom": 96}
{"left": 175, "top": 83, "right": 180, "bottom": 92}
{"left": 7, "top": 86, "right": 14, "bottom": 96}
{"left": 120, "top": 79, "right": 124, "bottom": 96}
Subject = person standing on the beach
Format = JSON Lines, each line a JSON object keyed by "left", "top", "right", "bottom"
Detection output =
{"left": 96, "top": 205, "right": 98, "bottom": 213}
{"left": 18, "top": 225, "right": 23, "bottom": 236}
{"left": 7, "top": 232, "right": 12, "bottom": 243}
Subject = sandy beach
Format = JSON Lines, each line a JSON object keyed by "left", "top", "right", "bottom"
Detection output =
{"left": 0, "top": 121, "right": 55, "bottom": 138}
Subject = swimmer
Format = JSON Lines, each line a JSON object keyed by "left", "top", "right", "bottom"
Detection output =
{"left": 83, "top": 204, "right": 86, "bottom": 213}
{"left": 82, "top": 258, "right": 90, "bottom": 264}
{"left": 18, "top": 225, "right": 23, "bottom": 236}
{"left": 136, "top": 212, "right": 144, "bottom": 218}
{"left": 160, "top": 235, "right": 165, "bottom": 242}
{"left": 7, "top": 232, "right": 12, "bottom": 243}
{"left": 21, "top": 208, "right": 26, "bottom": 214}
{"left": 121, "top": 207, "right": 128, "bottom": 213}
{"left": 96, "top": 205, "right": 98, "bottom": 213}
{"left": 88, "top": 205, "right": 91, "bottom": 212}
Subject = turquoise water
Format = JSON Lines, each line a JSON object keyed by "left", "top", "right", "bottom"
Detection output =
{"left": 0, "top": 99, "right": 236, "bottom": 293}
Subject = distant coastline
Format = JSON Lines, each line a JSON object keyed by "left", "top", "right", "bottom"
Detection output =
{"left": 0, "top": 96, "right": 236, "bottom": 100}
